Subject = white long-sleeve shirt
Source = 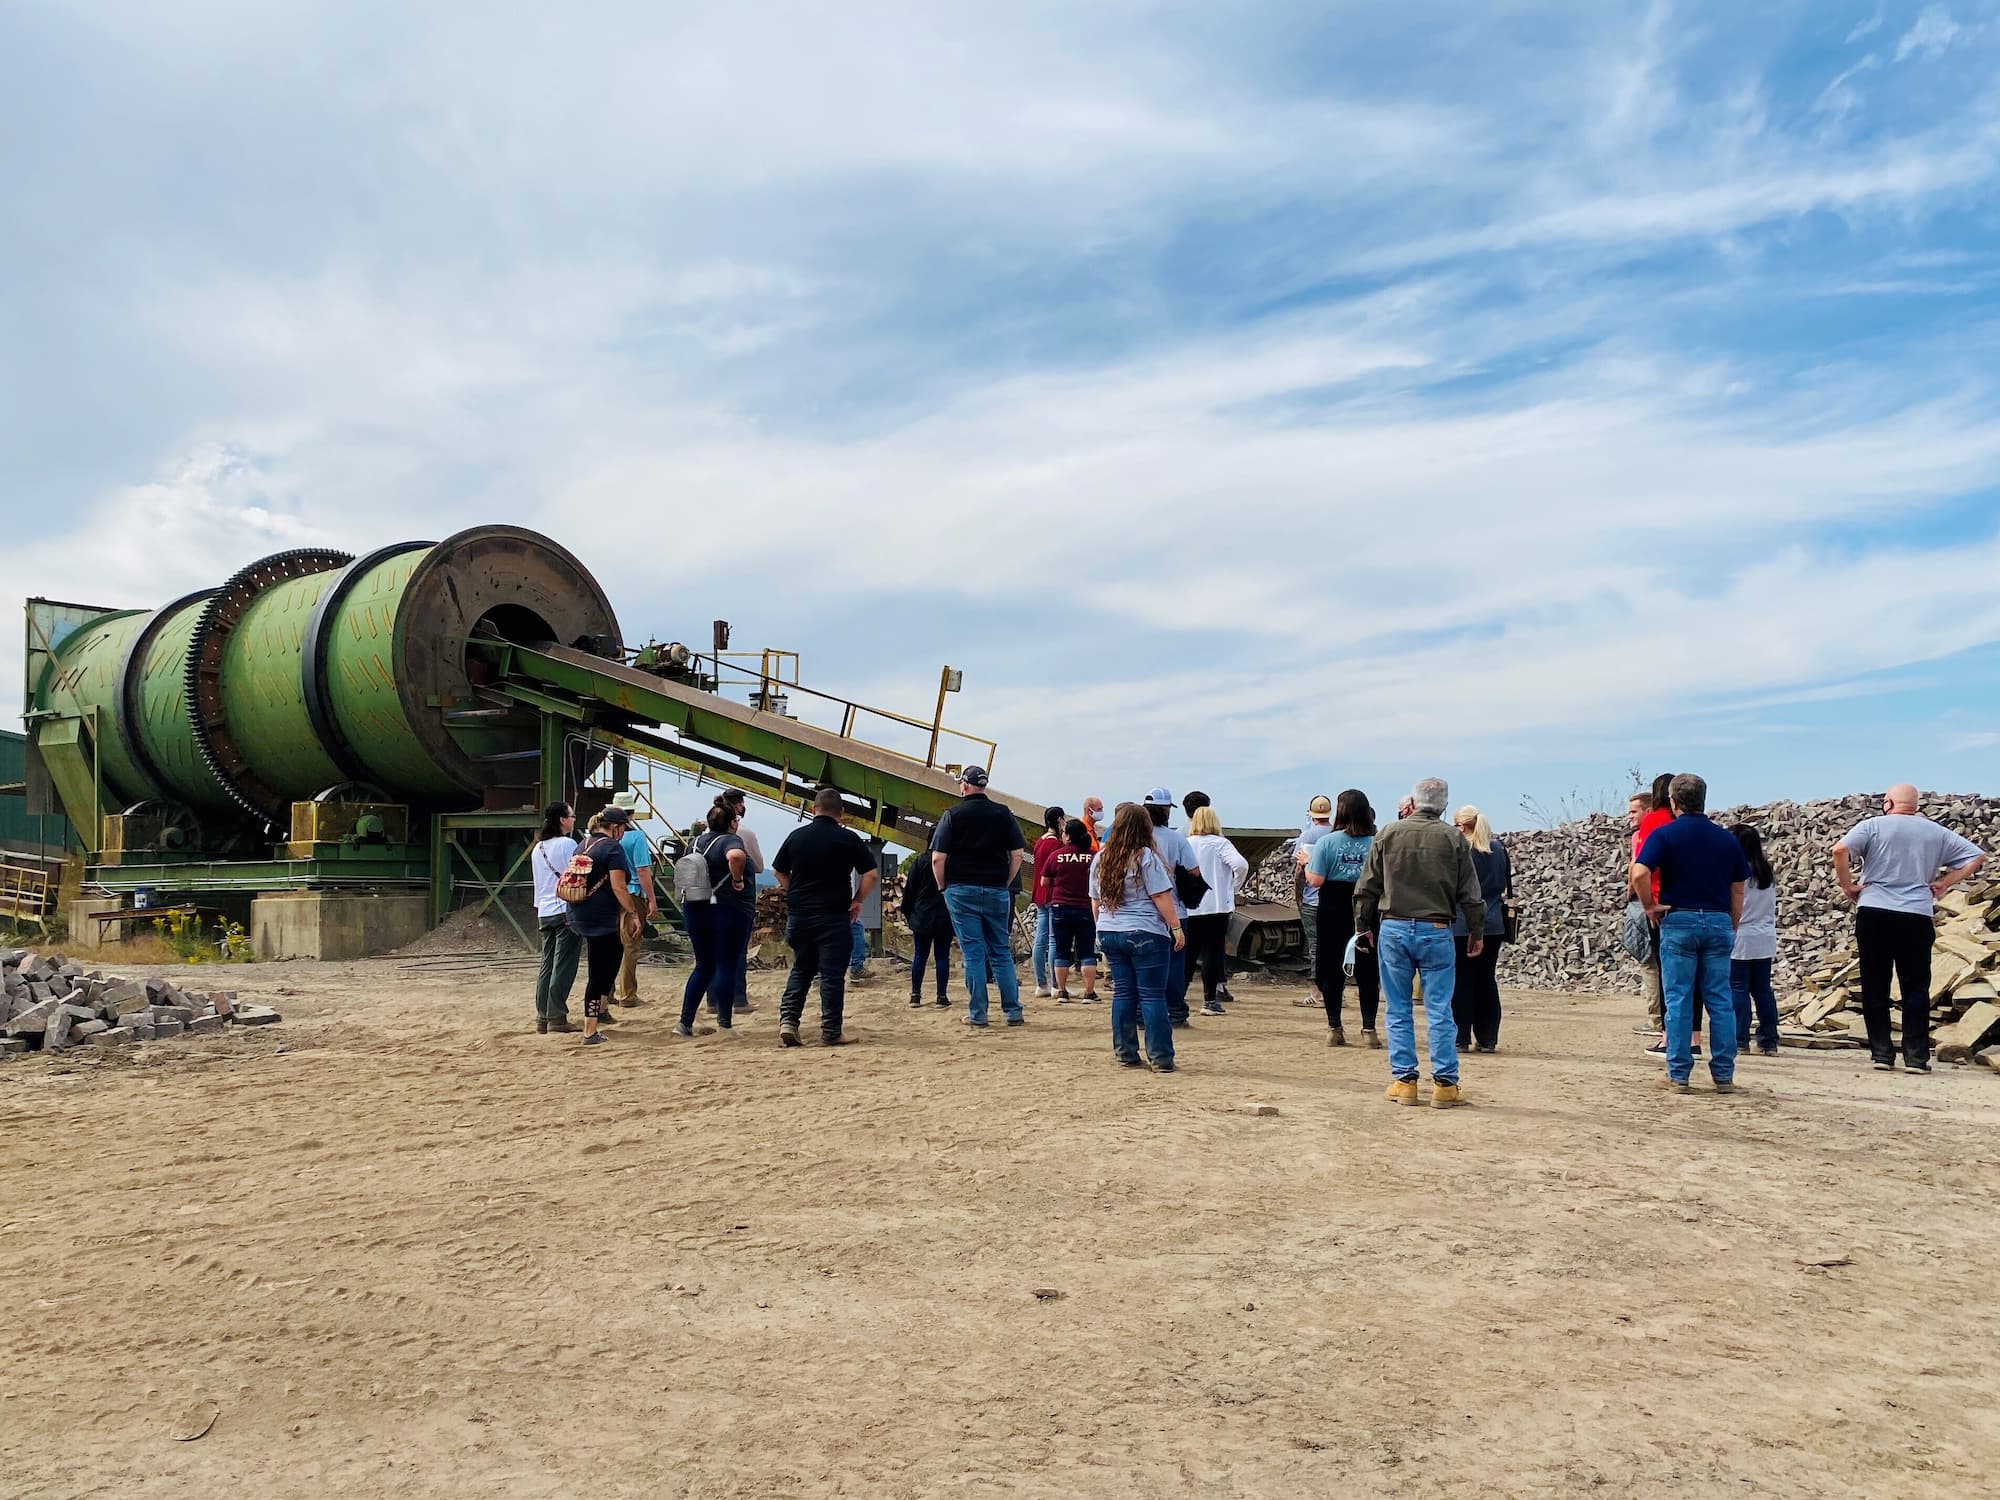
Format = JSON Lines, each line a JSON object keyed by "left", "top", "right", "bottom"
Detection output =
{"left": 1187, "top": 833, "right": 1250, "bottom": 917}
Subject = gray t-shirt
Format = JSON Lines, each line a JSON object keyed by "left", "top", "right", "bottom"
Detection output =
{"left": 1838, "top": 815, "right": 1983, "bottom": 916}
{"left": 1294, "top": 823, "right": 1334, "bottom": 908}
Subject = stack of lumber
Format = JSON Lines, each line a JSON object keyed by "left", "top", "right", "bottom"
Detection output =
{"left": 1778, "top": 877, "right": 2000, "bottom": 1063}
{"left": 0, "top": 949, "right": 279, "bottom": 1056}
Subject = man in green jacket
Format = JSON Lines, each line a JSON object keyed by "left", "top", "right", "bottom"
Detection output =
{"left": 1354, "top": 777, "right": 1485, "bottom": 1109}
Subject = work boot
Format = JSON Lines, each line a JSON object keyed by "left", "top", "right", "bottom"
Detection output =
{"left": 535, "top": 1019, "right": 549, "bottom": 1034}
{"left": 779, "top": 1021, "right": 801, "bottom": 1047}
{"left": 1657, "top": 1076, "right": 1690, "bottom": 1094}
{"left": 1328, "top": 1026, "right": 1346, "bottom": 1047}
{"left": 1362, "top": 1028, "right": 1381, "bottom": 1049}
{"left": 1713, "top": 1079, "right": 1737, "bottom": 1094}
{"left": 1384, "top": 1078, "right": 1419, "bottom": 1106}
{"left": 549, "top": 1020, "right": 576, "bottom": 1033}
{"left": 1430, "top": 1083, "right": 1463, "bottom": 1109}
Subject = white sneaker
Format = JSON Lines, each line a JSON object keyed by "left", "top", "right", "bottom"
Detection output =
{"left": 1034, "top": 985, "right": 1053, "bottom": 998}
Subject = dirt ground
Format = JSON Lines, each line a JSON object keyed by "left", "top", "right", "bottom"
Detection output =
{"left": 2, "top": 947, "right": 1996, "bottom": 1499}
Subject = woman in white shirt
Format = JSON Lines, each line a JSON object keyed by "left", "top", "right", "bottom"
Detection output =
{"left": 1185, "top": 806, "right": 1249, "bottom": 1018}
{"left": 1729, "top": 823, "right": 1780, "bottom": 1057}
{"left": 530, "top": 802, "right": 581, "bottom": 1034}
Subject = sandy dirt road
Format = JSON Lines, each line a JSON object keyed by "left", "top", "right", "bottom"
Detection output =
{"left": 1, "top": 950, "right": 1995, "bottom": 1499}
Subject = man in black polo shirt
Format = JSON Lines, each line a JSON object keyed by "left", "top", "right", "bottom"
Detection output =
{"left": 772, "top": 787, "right": 879, "bottom": 1046}
{"left": 931, "top": 766, "right": 1027, "bottom": 1027}
{"left": 1629, "top": 772, "right": 1748, "bottom": 1095}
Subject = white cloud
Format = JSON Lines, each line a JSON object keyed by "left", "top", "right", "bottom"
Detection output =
{"left": 1945, "top": 730, "right": 2000, "bottom": 752}
{"left": 1896, "top": 6, "right": 1966, "bottom": 61}
{"left": 1847, "top": 8, "right": 1885, "bottom": 43}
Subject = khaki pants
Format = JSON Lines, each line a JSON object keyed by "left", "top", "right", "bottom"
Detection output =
{"left": 618, "top": 917, "right": 643, "bottom": 1001}
{"left": 1643, "top": 953, "right": 1663, "bottom": 1028}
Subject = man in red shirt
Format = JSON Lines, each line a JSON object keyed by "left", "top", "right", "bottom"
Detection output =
{"left": 1628, "top": 775, "right": 1700, "bottom": 1055}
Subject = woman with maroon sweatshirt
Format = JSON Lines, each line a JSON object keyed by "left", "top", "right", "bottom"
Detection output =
{"left": 1041, "top": 818, "right": 1101, "bottom": 1001}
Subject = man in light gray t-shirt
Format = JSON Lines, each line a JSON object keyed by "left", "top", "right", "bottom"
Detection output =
{"left": 1832, "top": 784, "right": 1987, "bottom": 1071}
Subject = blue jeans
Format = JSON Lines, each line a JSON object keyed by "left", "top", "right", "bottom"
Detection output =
{"left": 850, "top": 918, "right": 868, "bottom": 976}
{"left": 1377, "top": 919, "right": 1459, "bottom": 1085}
{"left": 1032, "top": 905, "right": 1054, "bottom": 988}
{"left": 1660, "top": 911, "right": 1738, "bottom": 1083}
{"left": 1164, "top": 912, "right": 1191, "bottom": 1024}
{"left": 944, "top": 885, "right": 1021, "bottom": 1025}
{"left": 680, "top": 900, "right": 717, "bottom": 1028}
{"left": 1730, "top": 957, "right": 1777, "bottom": 1052}
{"left": 1100, "top": 929, "right": 1173, "bottom": 1067}
{"left": 708, "top": 900, "right": 751, "bottom": 1026}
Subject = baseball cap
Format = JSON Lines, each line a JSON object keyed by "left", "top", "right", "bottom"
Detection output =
{"left": 1308, "top": 794, "right": 1333, "bottom": 817}
{"left": 1142, "top": 787, "right": 1173, "bottom": 806}
{"left": 600, "top": 805, "right": 635, "bottom": 825}
{"left": 959, "top": 765, "right": 990, "bottom": 788}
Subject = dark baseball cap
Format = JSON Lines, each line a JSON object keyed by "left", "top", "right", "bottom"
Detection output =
{"left": 958, "top": 765, "right": 990, "bottom": 788}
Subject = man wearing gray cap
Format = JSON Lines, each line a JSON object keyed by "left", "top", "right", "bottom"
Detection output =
{"left": 1354, "top": 777, "right": 1485, "bottom": 1108}
{"left": 932, "top": 767, "right": 1028, "bottom": 1028}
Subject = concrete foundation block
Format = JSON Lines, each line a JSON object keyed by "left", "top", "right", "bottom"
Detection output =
{"left": 251, "top": 891, "right": 431, "bottom": 961}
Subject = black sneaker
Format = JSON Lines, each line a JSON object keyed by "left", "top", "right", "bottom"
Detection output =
{"left": 823, "top": 1032, "right": 848, "bottom": 1046}
{"left": 1872, "top": 1057, "right": 1895, "bottom": 1071}
{"left": 909, "top": 995, "right": 924, "bottom": 1008}
{"left": 1005, "top": 1015, "right": 1026, "bottom": 1027}
{"left": 1117, "top": 1056, "right": 1145, "bottom": 1068}
{"left": 1904, "top": 1057, "right": 1932, "bottom": 1073}
{"left": 934, "top": 996, "right": 950, "bottom": 1008}
{"left": 1150, "top": 1061, "right": 1177, "bottom": 1073}
{"left": 582, "top": 1032, "right": 608, "bottom": 1047}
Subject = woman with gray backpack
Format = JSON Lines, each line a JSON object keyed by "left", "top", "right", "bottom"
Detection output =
{"left": 676, "top": 803, "right": 754, "bottom": 1035}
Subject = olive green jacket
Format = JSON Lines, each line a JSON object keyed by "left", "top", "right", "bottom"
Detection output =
{"left": 1353, "top": 811, "right": 1485, "bottom": 934}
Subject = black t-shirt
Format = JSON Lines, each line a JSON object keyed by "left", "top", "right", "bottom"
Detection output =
{"left": 565, "top": 836, "right": 631, "bottom": 938}
{"left": 698, "top": 830, "right": 757, "bottom": 915}
{"left": 772, "top": 816, "right": 875, "bottom": 917}
{"left": 932, "top": 793, "right": 1026, "bottom": 888}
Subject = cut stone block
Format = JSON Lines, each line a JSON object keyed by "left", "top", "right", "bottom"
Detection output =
{"left": 184, "top": 1015, "right": 225, "bottom": 1038}
{"left": 232, "top": 1006, "right": 282, "bottom": 1026}
{"left": 68, "top": 1019, "right": 108, "bottom": 1040}
{"left": 46, "top": 1009, "right": 74, "bottom": 1049}
{"left": 90, "top": 1028, "right": 137, "bottom": 1047}
{"left": 7, "top": 997, "right": 58, "bottom": 1035}
{"left": 1936, "top": 1003, "right": 2000, "bottom": 1064}
{"left": 152, "top": 1020, "right": 183, "bottom": 1039}
{"left": 0, "top": 1037, "right": 27, "bottom": 1055}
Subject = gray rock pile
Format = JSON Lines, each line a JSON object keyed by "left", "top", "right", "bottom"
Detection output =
{"left": 0, "top": 949, "right": 278, "bottom": 1056}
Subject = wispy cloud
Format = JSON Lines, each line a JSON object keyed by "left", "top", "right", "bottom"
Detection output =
{"left": 1896, "top": 5, "right": 1967, "bottom": 62}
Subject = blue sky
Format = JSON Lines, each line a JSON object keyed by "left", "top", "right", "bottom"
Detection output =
{"left": 3, "top": 0, "right": 1998, "bottom": 835}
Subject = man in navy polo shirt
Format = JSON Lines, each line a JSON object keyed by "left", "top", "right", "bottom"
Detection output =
{"left": 1629, "top": 772, "right": 1749, "bottom": 1094}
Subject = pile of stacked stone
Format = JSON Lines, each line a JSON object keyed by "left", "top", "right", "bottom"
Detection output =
{"left": 0, "top": 949, "right": 279, "bottom": 1056}
{"left": 1779, "top": 873, "right": 2000, "bottom": 1063}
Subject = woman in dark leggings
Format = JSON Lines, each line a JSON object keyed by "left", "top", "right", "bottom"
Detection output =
{"left": 566, "top": 807, "right": 644, "bottom": 1047}
{"left": 1451, "top": 805, "right": 1511, "bottom": 1052}
{"left": 1305, "top": 790, "right": 1380, "bottom": 1047}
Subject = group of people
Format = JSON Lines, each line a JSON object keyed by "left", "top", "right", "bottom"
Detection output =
{"left": 527, "top": 760, "right": 1990, "bottom": 1104}
{"left": 1626, "top": 774, "right": 1988, "bottom": 1091}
